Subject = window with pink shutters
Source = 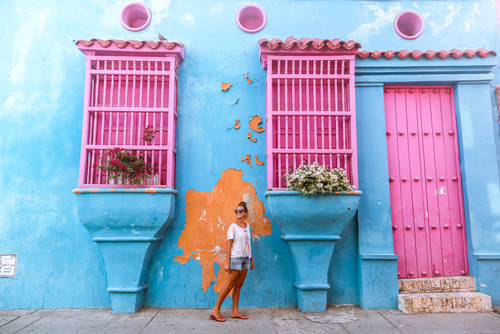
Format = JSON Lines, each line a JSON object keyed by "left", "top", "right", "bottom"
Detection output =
{"left": 259, "top": 38, "right": 360, "bottom": 190}
{"left": 76, "top": 39, "right": 184, "bottom": 188}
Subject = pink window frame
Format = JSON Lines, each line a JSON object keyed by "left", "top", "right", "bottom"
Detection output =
{"left": 263, "top": 54, "right": 359, "bottom": 190}
{"left": 76, "top": 42, "right": 184, "bottom": 189}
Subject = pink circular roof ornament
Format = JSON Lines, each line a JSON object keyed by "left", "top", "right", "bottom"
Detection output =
{"left": 394, "top": 11, "right": 424, "bottom": 40}
{"left": 120, "top": 3, "right": 151, "bottom": 32}
{"left": 236, "top": 5, "right": 267, "bottom": 33}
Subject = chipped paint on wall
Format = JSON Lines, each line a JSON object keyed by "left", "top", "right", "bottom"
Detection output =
{"left": 439, "top": 187, "right": 446, "bottom": 196}
{"left": 221, "top": 82, "right": 232, "bottom": 91}
{"left": 255, "top": 156, "right": 264, "bottom": 166}
{"left": 245, "top": 73, "right": 253, "bottom": 84}
{"left": 243, "top": 155, "right": 252, "bottom": 166}
{"left": 249, "top": 116, "right": 265, "bottom": 133}
{"left": 233, "top": 120, "right": 241, "bottom": 129}
{"left": 247, "top": 132, "right": 257, "bottom": 142}
{"left": 174, "top": 169, "right": 272, "bottom": 293}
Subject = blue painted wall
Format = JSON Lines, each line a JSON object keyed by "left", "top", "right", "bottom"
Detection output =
{"left": 1, "top": 0, "right": 500, "bottom": 310}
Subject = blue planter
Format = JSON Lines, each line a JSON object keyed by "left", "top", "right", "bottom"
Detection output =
{"left": 73, "top": 188, "right": 176, "bottom": 313}
{"left": 265, "top": 190, "right": 362, "bottom": 312}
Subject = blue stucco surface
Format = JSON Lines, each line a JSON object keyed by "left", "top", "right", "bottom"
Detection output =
{"left": 1, "top": 0, "right": 500, "bottom": 310}
{"left": 74, "top": 189, "right": 177, "bottom": 312}
{"left": 265, "top": 191, "right": 361, "bottom": 312}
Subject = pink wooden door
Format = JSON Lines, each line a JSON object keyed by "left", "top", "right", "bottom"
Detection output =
{"left": 384, "top": 86, "right": 468, "bottom": 279}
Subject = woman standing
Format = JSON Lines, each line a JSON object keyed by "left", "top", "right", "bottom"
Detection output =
{"left": 211, "top": 201, "right": 255, "bottom": 322}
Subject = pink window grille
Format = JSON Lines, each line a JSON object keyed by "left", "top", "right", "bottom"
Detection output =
{"left": 259, "top": 37, "right": 361, "bottom": 190}
{"left": 76, "top": 39, "right": 184, "bottom": 188}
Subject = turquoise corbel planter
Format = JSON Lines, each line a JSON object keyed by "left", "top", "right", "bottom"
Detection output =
{"left": 73, "top": 188, "right": 176, "bottom": 313}
{"left": 265, "top": 190, "right": 362, "bottom": 312}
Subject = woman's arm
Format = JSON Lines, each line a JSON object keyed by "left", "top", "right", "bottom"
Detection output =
{"left": 225, "top": 239, "right": 233, "bottom": 272}
{"left": 250, "top": 257, "right": 255, "bottom": 270}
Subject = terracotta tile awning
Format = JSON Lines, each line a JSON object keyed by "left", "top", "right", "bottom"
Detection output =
{"left": 75, "top": 38, "right": 184, "bottom": 50}
{"left": 357, "top": 48, "right": 496, "bottom": 60}
{"left": 258, "top": 37, "right": 361, "bottom": 51}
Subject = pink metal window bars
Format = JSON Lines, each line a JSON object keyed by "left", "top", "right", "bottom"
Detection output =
{"left": 76, "top": 39, "right": 184, "bottom": 188}
{"left": 259, "top": 37, "right": 361, "bottom": 190}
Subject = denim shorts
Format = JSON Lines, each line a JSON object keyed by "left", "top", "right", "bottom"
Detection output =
{"left": 230, "top": 257, "right": 250, "bottom": 271}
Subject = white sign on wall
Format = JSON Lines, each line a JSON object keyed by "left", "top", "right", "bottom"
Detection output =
{"left": 0, "top": 254, "right": 17, "bottom": 277}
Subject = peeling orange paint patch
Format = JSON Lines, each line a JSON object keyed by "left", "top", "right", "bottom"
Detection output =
{"left": 255, "top": 155, "right": 264, "bottom": 166}
{"left": 145, "top": 188, "right": 157, "bottom": 194}
{"left": 221, "top": 82, "right": 232, "bottom": 91}
{"left": 234, "top": 120, "right": 241, "bottom": 129}
{"left": 249, "top": 116, "right": 265, "bottom": 133}
{"left": 72, "top": 189, "right": 82, "bottom": 194}
{"left": 244, "top": 73, "right": 253, "bottom": 83}
{"left": 89, "top": 189, "right": 99, "bottom": 193}
{"left": 110, "top": 189, "right": 116, "bottom": 192}
{"left": 244, "top": 155, "right": 252, "bottom": 166}
{"left": 174, "top": 169, "right": 272, "bottom": 294}
{"left": 241, "top": 157, "right": 245, "bottom": 162}
{"left": 247, "top": 132, "right": 257, "bottom": 142}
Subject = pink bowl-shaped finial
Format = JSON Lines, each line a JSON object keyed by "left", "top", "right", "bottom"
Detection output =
{"left": 120, "top": 3, "right": 151, "bottom": 32}
{"left": 394, "top": 11, "right": 424, "bottom": 40}
{"left": 236, "top": 5, "right": 267, "bottom": 33}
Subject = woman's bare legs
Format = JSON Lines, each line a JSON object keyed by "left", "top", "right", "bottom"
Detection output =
{"left": 212, "top": 269, "right": 241, "bottom": 318}
{"left": 231, "top": 270, "right": 248, "bottom": 318}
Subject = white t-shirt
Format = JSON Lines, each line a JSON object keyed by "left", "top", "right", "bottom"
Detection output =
{"left": 227, "top": 223, "right": 252, "bottom": 258}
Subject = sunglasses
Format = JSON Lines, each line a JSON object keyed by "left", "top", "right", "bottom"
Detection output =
{"left": 234, "top": 209, "right": 245, "bottom": 213}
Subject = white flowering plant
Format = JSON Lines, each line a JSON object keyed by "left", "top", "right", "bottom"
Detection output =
{"left": 283, "top": 162, "right": 354, "bottom": 196}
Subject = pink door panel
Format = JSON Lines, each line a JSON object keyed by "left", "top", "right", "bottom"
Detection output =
{"left": 385, "top": 86, "right": 468, "bottom": 279}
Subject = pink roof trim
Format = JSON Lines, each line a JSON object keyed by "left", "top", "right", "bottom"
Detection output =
{"left": 75, "top": 38, "right": 184, "bottom": 50}
{"left": 357, "top": 48, "right": 496, "bottom": 60}
{"left": 258, "top": 37, "right": 361, "bottom": 51}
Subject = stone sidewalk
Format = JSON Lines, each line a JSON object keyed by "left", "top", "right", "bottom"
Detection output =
{"left": 1, "top": 306, "right": 500, "bottom": 334}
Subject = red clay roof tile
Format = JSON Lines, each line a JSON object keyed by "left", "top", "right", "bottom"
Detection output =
{"left": 357, "top": 49, "right": 496, "bottom": 60}
{"left": 411, "top": 49, "right": 425, "bottom": 59}
{"left": 258, "top": 37, "right": 361, "bottom": 51}
{"left": 384, "top": 50, "right": 397, "bottom": 59}
{"left": 397, "top": 49, "right": 411, "bottom": 59}
{"left": 75, "top": 38, "right": 184, "bottom": 50}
